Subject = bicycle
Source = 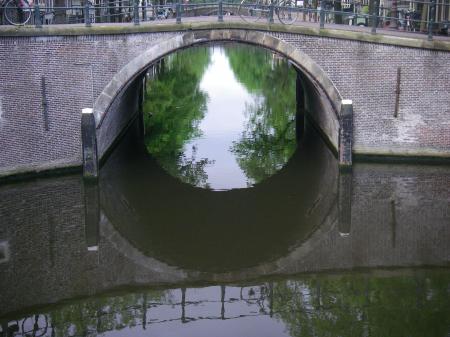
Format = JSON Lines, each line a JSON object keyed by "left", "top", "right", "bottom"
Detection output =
{"left": 238, "top": 0, "right": 299, "bottom": 24}
{"left": 1, "top": 0, "right": 32, "bottom": 25}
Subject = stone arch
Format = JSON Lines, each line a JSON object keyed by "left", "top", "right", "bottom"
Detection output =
{"left": 92, "top": 29, "right": 350, "bottom": 166}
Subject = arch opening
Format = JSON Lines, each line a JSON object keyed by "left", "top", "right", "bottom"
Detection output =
{"left": 92, "top": 30, "right": 347, "bottom": 170}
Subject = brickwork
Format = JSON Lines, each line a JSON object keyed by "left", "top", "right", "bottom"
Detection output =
{"left": 0, "top": 32, "right": 178, "bottom": 177}
{"left": 0, "top": 29, "right": 449, "bottom": 177}
{"left": 269, "top": 32, "right": 450, "bottom": 156}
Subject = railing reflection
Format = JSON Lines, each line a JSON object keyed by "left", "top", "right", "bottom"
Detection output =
{"left": 1, "top": 284, "right": 278, "bottom": 337}
{"left": 2, "top": 271, "right": 450, "bottom": 337}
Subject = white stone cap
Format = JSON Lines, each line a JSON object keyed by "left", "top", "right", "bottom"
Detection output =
{"left": 88, "top": 245, "right": 98, "bottom": 251}
{"left": 341, "top": 99, "right": 353, "bottom": 105}
{"left": 82, "top": 108, "right": 94, "bottom": 114}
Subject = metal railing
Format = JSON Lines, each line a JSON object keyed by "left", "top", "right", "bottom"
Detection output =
{"left": 0, "top": 0, "right": 449, "bottom": 40}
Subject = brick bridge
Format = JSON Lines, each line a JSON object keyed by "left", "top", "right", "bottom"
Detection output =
{"left": 0, "top": 22, "right": 449, "bottom": 178}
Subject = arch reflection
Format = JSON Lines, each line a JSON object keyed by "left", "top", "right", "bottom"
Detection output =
{"left": 99, "top": 118, "right": 339, "bottom": 273}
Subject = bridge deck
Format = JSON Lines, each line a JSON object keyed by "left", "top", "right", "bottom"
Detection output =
{"left": 1, "top": 16, "right": 449, "bottom": 50}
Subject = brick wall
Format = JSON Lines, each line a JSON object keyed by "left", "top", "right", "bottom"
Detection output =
{"left": 270, "top": 32, "right": 450, "bottom": 156}
{"left": 0, "top": 30, "right": 449, "bottom": 177}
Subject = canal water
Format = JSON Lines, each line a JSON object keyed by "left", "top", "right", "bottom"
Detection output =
{"left": 0, "top": 44, "right": 449, "bottom": 337}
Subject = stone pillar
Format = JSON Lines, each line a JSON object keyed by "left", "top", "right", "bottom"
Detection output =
{"left": 296, "top": 71, "right": 305, "bottom": 141}
{"left": 338, "top": 169, "right": 352, "bottom": 237}
{"left": 339, "top": 100, "right": 353, "bottom": 167}
{"left": 81, "top": 108, "right": 99, "bottom": 179}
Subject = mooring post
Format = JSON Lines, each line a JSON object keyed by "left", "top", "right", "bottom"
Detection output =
{"left": 339, "top": 100, "right": 353, "bottom": 167}
{"left": 338, "top": 169, "right": 352, "bottom": 236}
{"left": 81, "top": 108, "right": 99, "bottom": 180}
{"left": 83, "top": 180, "right": 99, "bottom": 251}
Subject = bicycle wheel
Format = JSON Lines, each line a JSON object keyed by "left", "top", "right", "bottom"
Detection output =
{"left": 3, "top": 0, "right": 31, "bottom": 25}
{"left": 238, "top": 0, "right": 267, "bottom": 23}
{"left": 276, "top": 0, "right": 298, "bottom": 24}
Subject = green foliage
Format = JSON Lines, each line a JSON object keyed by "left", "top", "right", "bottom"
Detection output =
{"left": 143, "top": 48, "right": 212, "bottom": 188}
{"left": 47, "top": 290, "right": 167, "bottom": 337}
{"left": 144, "top": 44, "right": 297, "bottom": 188}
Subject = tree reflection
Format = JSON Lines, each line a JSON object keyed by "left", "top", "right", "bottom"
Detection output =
{"left": 143, "top": 48, "right": 212, "bottom": 188}
{"left": 272, "top": 272, "right": 450, "bottom": 337}
{"left": 4, "top": 271, "right": 450, "bottom": 337}
{"left": 144, "top": 44, "right": 298, "bottom": 188}
{"left": 226, "top": 45, "right": 297, "bottom": 185}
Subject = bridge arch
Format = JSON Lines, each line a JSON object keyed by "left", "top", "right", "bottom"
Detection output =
{"left": 92, "top": 29, "right": 349, "bottom": 166}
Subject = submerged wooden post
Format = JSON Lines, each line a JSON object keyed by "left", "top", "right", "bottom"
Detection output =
{"left": 339, "top": 100, "right": 353, "bottom": 168}
{"left": 81, "top": 108, "right": 99, "bottom": 179}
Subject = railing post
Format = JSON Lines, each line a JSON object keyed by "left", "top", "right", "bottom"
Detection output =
{"left": 427, "top": 0, "right": 436, "bottom": 41}
{"left": 269, "top": 2, "right": 274, "bottom": 23}
{"left": 134, "top": 0, "right": 140, "bottom": 25}
{"left": 218, "top": 0, "right": 223, "bottom": 22}
{"left": 319, "top": 6, "right": 325, "bottom": 28}
{"left": 142, "top": 0, "right": 147, "bottom": 21}
{"left": 371, "top": 1, "right": 377, "bottom": 34}
{"left": 176, "top": 0, "right": 181, "bottom": 23}
{"left": 34, "top": 2, "right": 42, "bottom": 28}
{"left": 84, "top": 0, "right": 91, "bottom": 27}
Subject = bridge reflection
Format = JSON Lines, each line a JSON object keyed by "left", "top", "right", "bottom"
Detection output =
{"left": 0, "top": 118, "right": 449, "bottom": 324}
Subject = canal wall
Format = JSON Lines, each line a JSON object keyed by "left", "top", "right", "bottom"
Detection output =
{"left": 0, "top": 24, "right": 449, "bottom": 177}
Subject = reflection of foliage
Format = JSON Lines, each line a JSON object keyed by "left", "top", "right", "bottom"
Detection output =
{"left": 273, "top": 272, "right": 450, "bottom": 337}
{"left": 227, "top": 45, "right": 297, "bottom": 185}
{"left": 8, "top": 271, "right": 450, "bottom": 337}
{"left": 143, "top": 48, "right": 212, "bottom": 187}
{"left": 48, "top": 290, "right": 167, "bottom": 337}
{"left": 175, "top": 145, "right": 214, "bottom": 189}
